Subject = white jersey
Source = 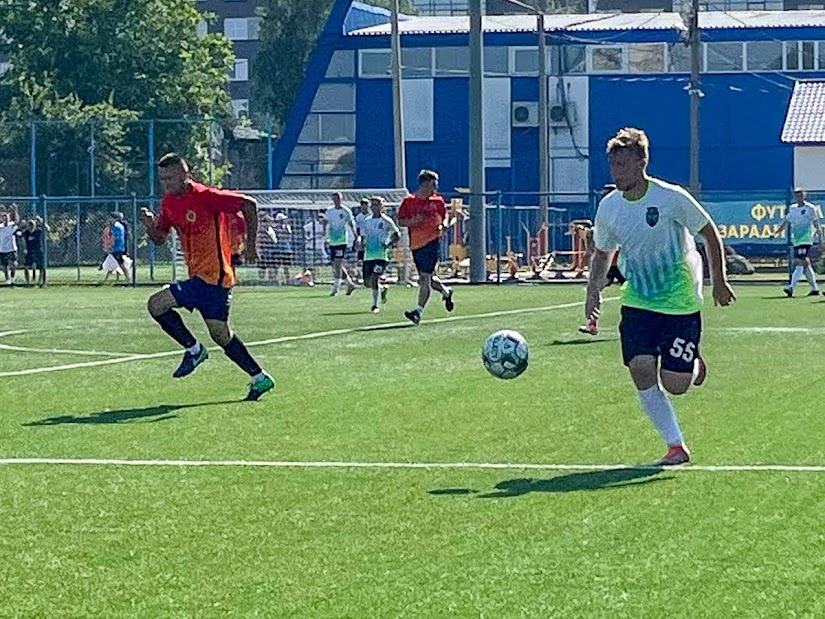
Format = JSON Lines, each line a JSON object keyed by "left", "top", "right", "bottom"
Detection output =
{"left": 325, "top": 206, "right": 354, "bottom": 246}
{"left": 784, "top": 203, "right": 819, "bottom": 246}
{"left": 593, "top": 177, "right": 710, "bottom": 315}
{"left": 354, "top": 211, "right": 369, "bottom": 234}
{"left": 361, "top": 214, "right": 400, "bottom": 261}
{"left": 0, "top": 223, "right": 18, "bottom": 253}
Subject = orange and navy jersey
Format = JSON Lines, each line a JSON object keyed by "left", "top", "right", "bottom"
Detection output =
{"left": 227, "top": 213, "right": 247, "bottom": 255}
{"left": 398, "top": 194, "right": 446, "bottom": 250}
{"left": 157, "top": 181, "right": 246, "bottom": 288}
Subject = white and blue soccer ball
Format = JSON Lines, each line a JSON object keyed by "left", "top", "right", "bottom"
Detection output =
{"left": 482, "top": 330, "right": 529, "bottom": 380}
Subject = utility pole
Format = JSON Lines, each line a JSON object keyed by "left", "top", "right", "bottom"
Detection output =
{"left": 468, "top": 0, "right": 486, "bottom": 283}
{"left": 689, "top": 0, "right": 701, "bottom": 194}
{"left": 390, "top": 0, "right": 406, "bottom": 189}
{"left": 537, "top": 6, "right": 549, "bottom": 253}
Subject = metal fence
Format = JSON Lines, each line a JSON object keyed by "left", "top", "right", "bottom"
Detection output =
{"left": 0, "top": 187, "right": 808, "bottom": 287}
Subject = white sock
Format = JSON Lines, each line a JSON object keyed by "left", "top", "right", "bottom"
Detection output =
{"left": 372, "top": 289, "right": 380, "bottom": 306}
{"left": 790, "top": 266, "right": 804, "bottom": 290}
{"left": 441, "top": 285, "right": 452, "bottom": 298}
{"left": 805, "top": 265, "right": 819, "bottom": 291}
{"left": 186, "top": 342, "right": 202, "bottom": 355}
{"left": 252, "top": 371, "right": 268, "bottom": 382}
{"left": 415, "top": 305, "right": 424, "bottom": 314}
{"left": 638, "top": 385, "right": 684, "bottom": 446}
{"left": 333, "top": 278, "right": 341, "bottom": 292}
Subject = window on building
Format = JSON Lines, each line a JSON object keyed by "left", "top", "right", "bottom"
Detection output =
{"left": 512, "top": 47, "right": 539, "bottom": 75}
{"left": 196, "top": 20, "right": 208, "bottom": 37}
{"left": 628, "top": 43, "right": 664, "bottom": 73}
{"left": 326, "top": 50, "right": 354, "bottom": 78}
{"left": 590, "top": 47, "right": 623, "bottom": 72}
{"left": 359, "top": 50, "right": 391, "bottom": 78}
{"left": 230, "top": 59, "right": 249, "bottom": 82}
{"left": 803, "top": 41, "right": 815, "bottom": 70}
{"left": 484, "top": 46, "right": 509, "bottom": 76}
{"left": 319, "top": 114, "right": 355, "bottom": 143}
{"left": 311, "top": 83, "right": 355, "bottom": 113}
{"left": 0, "top": 62, "right": 12, "bottom": 75}
{"left": 231, "top": 99, "right": 250, "bottom": 118}
{"left": 280, "top": 176, "right": 313, "bottom": 190}
{"left": 435, "top": 47, "right": 469, "bottom": 77}
{"left": 401, "top": 47, "right": 432, "bottom": 78}
{"left": 285, "top": 146, "right": 318, "bottom": 175}
{"left": 223, "top": 17, "right": 261, "bottom": 41}
{"left": 706, "top": 42, "right": 743, "bottom": 72}
{"left": 298, "top": 114, "right": 320, "bottom": 143}
{"left": 667, "top": 42, "right": 690, "bottom": 72}
{"left": 319, "top": 146, "right": 355, "bottom": 174}
{"left": 746, "top": 41, "right": 782, "bottom": 71}
{"left": 559, "top": 46, "right": 585, "bottom": 73}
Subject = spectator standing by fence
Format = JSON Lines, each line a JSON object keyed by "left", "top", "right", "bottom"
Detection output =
{"left": 303, "top": 211, "right": 327, "bottom": 266}
{"left": 0, "top": 207, "right": 19, "bottom": 286}
{"left": 21, "top": 217, "right": 46, "bottom": 287}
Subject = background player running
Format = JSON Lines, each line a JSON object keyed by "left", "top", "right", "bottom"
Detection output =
{"left": 360, "top": 196, "right": 400, "bottom": 313}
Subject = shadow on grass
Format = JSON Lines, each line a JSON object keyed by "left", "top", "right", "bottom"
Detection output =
{"left": 547, "top": 338, "right": 618, "bottom": 347}
{"left": 24, "top": 400, "right": 239, "bottom": 426}
{"left": 429, "top": 467, "right": 667, "bottom": 499}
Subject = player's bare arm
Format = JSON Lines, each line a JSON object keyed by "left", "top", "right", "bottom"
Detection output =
{"left": 698, "top": 222, "right": 735, "bottom": 306}
{"left": 140, "top": 207, "right": 169, "bottom": 245}
{"left": 585, "top": 248, "right": 614, "bottom": 320}
{"left": 240, "top": 198, "right": 259, "bottom": 263}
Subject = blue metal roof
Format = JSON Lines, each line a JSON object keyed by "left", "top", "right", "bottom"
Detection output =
{"left": 781, "top": 80, "right": 825, "bottom": 144}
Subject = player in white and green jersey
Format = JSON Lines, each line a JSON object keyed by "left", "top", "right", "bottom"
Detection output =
{"left": 586, "top": 128, "right": 736, "bottom": 466}
{"left": 325, "top": 192, "right": 359, "bottom": 296}
{"left": 360, "top": 196, "right": 400, "bottom": 313}
{"left": 774, "top": 189, "right": 823, "bottom": 297}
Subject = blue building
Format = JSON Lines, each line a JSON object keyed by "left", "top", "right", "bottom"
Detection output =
{"left": 273, "top": 7, "right": 825, "bottom": 209}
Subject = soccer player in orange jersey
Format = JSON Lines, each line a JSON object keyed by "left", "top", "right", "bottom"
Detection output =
{"left": 140, "top": 153, "right": 274, "bottom": 401}
{"left": 397, "top": 169, "right": 454, "bottom": 325}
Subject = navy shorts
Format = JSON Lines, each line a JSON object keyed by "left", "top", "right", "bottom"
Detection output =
{"left": 412, "top": 238, "right": 440, "bottom": 275}
{"left": 24, "top": 252, "right": 43, "bottom": 268}
{"left": 794, "top": 244, "right": 812, "bottom": 260}
{"left": 170, "top": 277, "right": 232, "bottom": 322}
{"left": 356, "top": 249, "right": 365, "bottom": 262}
{"left": 0, "top": 251, "right": 17, "bottom": 267}
{"left": 619, "top": 306, "right": 701, "bottom": 374}
{"left": 329, "top": 244, "right": 348, "bottom": 261}
{"left": 363, "top": 259, "right": 387, "bottom": 281}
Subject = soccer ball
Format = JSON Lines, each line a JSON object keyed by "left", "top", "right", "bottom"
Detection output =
{"left": 482, "top": 330, "right": 529, "bottom": 379}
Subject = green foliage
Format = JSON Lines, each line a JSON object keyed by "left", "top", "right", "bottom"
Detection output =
{"left": 0, "top": 0, "right": 236, "bottom": 194}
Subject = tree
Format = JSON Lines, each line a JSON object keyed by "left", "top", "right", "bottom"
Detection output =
{"left": 0, "top": 0, "right": 235, "bottom": 195}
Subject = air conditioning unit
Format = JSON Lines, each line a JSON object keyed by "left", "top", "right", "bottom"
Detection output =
{"left": 512, "top": 102, "right": 538, "bottom": 128}
{"left": 549, "top": 102, "right": 578, "bottom": 127}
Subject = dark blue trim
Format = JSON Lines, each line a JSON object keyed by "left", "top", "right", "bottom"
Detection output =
{"left": 272, "top": 0, "right": 354, "bottom": 188}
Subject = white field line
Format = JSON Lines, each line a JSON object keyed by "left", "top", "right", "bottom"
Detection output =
{"left": 0, "top": 457, "right": 824, "bottom": 473}
{"left": 0, "top": 343, "right": 137, "bottom": 357}
{"left": 710, "top": 327, "right": 825, "bottom": 334}
{"left": 0, "top": 299, "right": 602, "bottom": 378}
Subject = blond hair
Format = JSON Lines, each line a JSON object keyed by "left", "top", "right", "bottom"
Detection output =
{"left": 606, "top": 128, "right": 649, "bottom": 162}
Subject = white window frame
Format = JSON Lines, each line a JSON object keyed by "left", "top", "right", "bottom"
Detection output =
{"left": 784, "top": 40, "right": 817, "bottom": 71}
{"left": 358, "top": 49, "right": 392, "bottom": 79}
{"left": 230, "top": 58, "right": 249, "bottom": 82}
{"left": 509, "top": 46, "right": 539, "bottom": 76}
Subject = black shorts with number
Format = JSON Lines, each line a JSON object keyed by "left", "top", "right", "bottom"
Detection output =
{"left": 329, "top": 244, "right": 348, "bottom": 262}
{"left": 363, "top": 259, "right": 387, "bottom": 281}
{"left": 794, "top": 244, "right": 812, "bottom": 260}
{"left": 412, "top": 238, "right": 440, "bottom": 275}
{"left": 0, "top": 251, "right": 17, "bottom": 267}
{"left": 619, "top": 306, "right": 702, "bottom": 374}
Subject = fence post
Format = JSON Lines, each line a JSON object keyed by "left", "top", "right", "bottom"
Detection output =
{"left": 267, "top": 115, "right": 274, "bottom": 190}
{"left": 496, "top": 191, "right": 502, "bottom": 285}
{"left": 76, "top": 202, "right": 82, "bottom": 282}
{"left": 30, "top": 121, "right": 37, "bottom": 199}
{"left": 40, "top": 195, "right": 48, "bottom": 285}
{"left": 131, "top": 193, "right": 138, "bottom": 287}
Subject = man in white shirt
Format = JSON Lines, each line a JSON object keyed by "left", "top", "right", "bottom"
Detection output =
{"left": 0, "top": 208, "right": 20, "bottom": 285}
{"left": 302, "top": 211, "right": 328, "bottom": 265}
{"left": 774, "top": 188, "right": 824, "bottom": 297}
{"left": 353, "top": 198, "right": 371, "bottom": 283}
{"left": 586, "top": 127, "right": 735, "bottom": 466}
{"left": 325, "top": 192, "right": 358, "bottom": 296}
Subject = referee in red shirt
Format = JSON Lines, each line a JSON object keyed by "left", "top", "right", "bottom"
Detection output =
{"left": 398, "top": 169, "right": 455, "bottom": 325}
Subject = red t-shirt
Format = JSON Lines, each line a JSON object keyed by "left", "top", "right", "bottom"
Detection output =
{"left": 157, "top": 181, "right": 246, "bottom": 288}
{"left": 398, "top": 194, "right": 446, "bottom": 250}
